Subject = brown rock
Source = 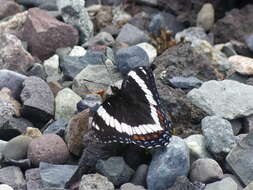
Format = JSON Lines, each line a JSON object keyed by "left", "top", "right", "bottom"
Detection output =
{"left": 229, "top": 55, "right": 253, "bottom": 76}
{"left": 65, "top": 109, "right": 90, "bottom": 156}
{"left": 48, "top": 81, "right": 63, "bottom": 97}
{"left": 27, "top": 134, "right": 69, "bottom": 166}
{"left": 24, "top": 127, "right": 43, "bottom": 138}
{"left": 0, "top": 0, "right": 22, "bottom": 20}
{"left": 21, "top": 8, "right": 79, "bottom": 60}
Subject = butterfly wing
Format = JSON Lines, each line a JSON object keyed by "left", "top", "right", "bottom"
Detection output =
{"left": 91, "top": 66, "right": 172, "bottom": 148}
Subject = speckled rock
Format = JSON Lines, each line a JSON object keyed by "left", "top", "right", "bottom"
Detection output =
{"left": 229, "top": 55, "right": 253, "bottom": 76}
{"left": 0, "top": 0, "right": 22, "bottom": 20}
{"left": 197, "top": 3, "right": 214, "bottom": 31}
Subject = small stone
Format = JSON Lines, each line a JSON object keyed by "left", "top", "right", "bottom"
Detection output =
{"left": 197, "top": 3, "right": 215, "bottom": 31}
{"left": 27, "top": 63, "right": 47, "bottom": 80}
{"left": 120, "top": 183, "right": 145, "bottom": 190}
{"left": 187, "top": 80, "right": 253, "bottom": 120}
{"left": 24, "top": 127, "right": 43, "bottom": 138}
{"left": 245, "top": 34, "right": 253, "bottom": 53}
{"left": 205, "top": 177, "right": 238, "bottom": 190}
{"left": 244, "top": 181, "right": 253, "bottom": 190}
{"left": 165, "top": 76, "right": 203, "bottom": 89}
{"left": 136, "top": 43, "right": 157, "bottom": 64}
{"left": 83, "top": 31, "right": 115, "bottom": 48}
{"left": 55, "top": 88, "right": 82, "bottom": 120}
{"left": 242, "top": 115, "right": 253, "bottom": 133}
{"left": 116, "top": 46, "right": 149, "bottom": 74}
{"left": 116, "top": 24, "right": 150, "bottom": 45}
{"left": 131, "top": 164, "right": 148, "bottom": 187}
{"left": 25, "top": 168, "right": 43, "bottom": 190}
{"left": 189, "top": 158, "right": 223, "bottom": 183}
{"left": 0, "top": 0, "right": 22, "bottom": 20}
{"left": 96, "top": 156, "right": 134, "bottom": 186}
{"left": 27, "top": 134, "right": 69, "bottom": 166}
{"left": 147, "top": 136, "right": 190, "bottom": 190}
{"left": 79, "top": 173, "right": 114, "bottom": 190}
{"left": 201, "top": 116, "right": 237, "bottom": 160}
{"left": 43, "top": 119, "right": 68, "bottom": 137}
{"left": 40, "top": 162, "right": 78, "bottom": 188}
{"left": 77, "top": 94, "right": 102, "bottom": 112}
{"left": 43, "top": 54, "right": 62, "bottom": 82}
{"left": 0, "top": 184, "right": 14, "bottom": 190}
{"left": 112, "top": 7, "right": 131, "bottom": 25}
{"left": 69, "top": 46, "right": 87, "bottom": 56}
{"left": 167, "top": 176, "right": 199, "bottom": 190}
{"left": 229, "top": 55, "right": 253, "bottom": 75}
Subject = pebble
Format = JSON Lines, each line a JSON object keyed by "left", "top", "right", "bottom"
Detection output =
{"left": 120, "top": 183, "right": 146, "bottom": 190}
{"left": 69, "top": 46, "right": 87, "bottom": 56}
{"left": 79, "top": 173, "right": 114, "bottom": 190}
{"left": 116, "top": 46, "right": 149, "bottom": 74}
{"left": 131, "top": 164, "right": 148, "bottom": 187}
{"left": 96, "top": 156, "right": 135, "bottom": 186}
{"left": 245, "top": 34, "right": 253, "bottom": 52}
{"left": 27, "top": 134, "right": 69, "bottom": 166}
{"left": 197, "top": 3, "right": 215, "bottom": 31}
{"left": 27, "top": 63, "right": 47, "bottom": 80}
{"left": 201, "top": 116, "right": 237, "bottom": 160}
{"left": 55, "top": 88, "right": 82, "bottom": 120}
{"left": 136, "top": 42, "right": 157, "bottom": 64}
{"left": 43, "top": 54, "right": 62, "bottom": 82}
{"left": 167, "top": 176, "right": 202, "bottom": 190}
{"left": 187, "top": 80, "right": 253, "bottom": 120}
{"left": 83, "top": 31, "right": 115, "bottom": 47}
{"left": 25, "top": 168, "right": 43, "bottom": 190}
{"left": 43, "top": 119, "right": 68, "bottom": 137}
{"left": 147, "top": 136, "right": 190, "bottom": 190}
{"left": 24, "top": 127, "right": 43, "bottom": 138}
{"left": 165, "top": 76, "right": 203, "bottom": 89}
{"left": 229, "top": 55, "right": 253, "bottom": 75}
{"left": 204, "top": 177, "right": 238, "bottom": 190}
{"left": 0, "top": 184, "right": 14, "bottom": 190}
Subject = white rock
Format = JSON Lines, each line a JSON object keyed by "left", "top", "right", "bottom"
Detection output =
{"left": 43, "top": 54, "right": 62, "bottom": 82}
{"left": 0, "top": 184, "right": 14, "bottom": 190}
{"left": 229, "top": 55, "right": 253, "bottom": 75}
{"left": 136, "top": 42, "right": 157, "bottom": 63}
{"left": 69, "top": 46, "right": 87, "bottom": 56}
{"left": 197, "top": 3, "right": 215, "bottom": 31}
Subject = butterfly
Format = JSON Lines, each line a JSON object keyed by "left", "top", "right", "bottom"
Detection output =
{"left": 91, "top": 66, "right": 172, "bottom": 148}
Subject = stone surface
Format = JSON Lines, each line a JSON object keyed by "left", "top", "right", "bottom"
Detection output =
{"left": 136, "top": 42, "right": 157, "bottom": 64}
{"left": 96, "top": 156, "right": 134, "bottom": 186}
{"left": 40, "top": 162, "right": 78, "bottom": 188}
{"left": 245, "top": 34, "right": 253, "bottom": 53}
{"left": 0, "top": 33, "right": 36, "bottom": 74}
{"left": 120, "top": 183, "right": 145, "bottom": 190}
{"left": 83, "top": 31, "right": 115, "bottom": 48}
{"left": 43, "top": 119, "right": 68, "bottom": 137}
{"left": 0, "top": 0, "right": 22, "bottom": 20}
{"left": 187, "top": 80, "right": 253, "bottom": 120}
{"left": 3, "top": 135, "right": 32, "bottom": 160}
{"left": 243, "top": 115, "right": 253, "bottom": 133}
{"left": 205, "top": 177, "right": 238, "bottom": 190}
{"left": 196, "top": 3, "right": 214, "bottom": 31}
{"left": 77, "top": 94, "right": 102, "bottom": 112}
{"left": 21, "top": 8, "right": 79, "bottom": 60}
{"left": 44, "top": 54, "right": 62, "bottom": 82}
{"left": 55, "top": 88, "right": 82, "bottom": 119}
{"left": 25, "top": 168, "right": 43, "bottom": 190}
{"left": 69, "top": 46, "right": 87, "bottom": 56}
{"left": 147, "top": 136, "right": 190, "bottom": 190}
{"left": 201, "top": 116, "right": 237, "bottom": 160}
{"left": 0, "top": 166, "right": 25, "bottom": 189}
{"left": 131, "top": 164, "right": 148, "bottom": 187}
{"left": 24, "top": 127, "right": 43, "bottom": 138}
{"left": 165, "top": 76, "right": 203, "bottom": 89}
{"left": 21, "top": 76, "right": 55, "bottom": 126}
{"left": 79, "top": 173, "right": 114, "bottom": 190}
{"left": 244, "top": 181, "right": 253, "bottom": 190}
{"left": 167, "top": 176, "right": 201, "bottom": 190}
{"left": 27, "top": 63, "right": 47, "bottom": 80}
{"left": 116, "top": 46, "right": 149, "bottom": 74}
{"left": 57, "top": 0, "right": 93, "bottom": 44}
{"left": 116, "top": 24, "right": 150, "bottom": 45}
{"left": 226, "top": 132, "right": 253, "bottom": 186}
{"left": 65, "top": 109, "right": 90, "bottom": 156}
{"left": 27, "top": 134, "right": 69, "bottom": 166}
{"left": 0, "top": 184, "right": 14, "bottom": 190}
{"left": 229, "top": 55, "right": 253, "bottom": 76}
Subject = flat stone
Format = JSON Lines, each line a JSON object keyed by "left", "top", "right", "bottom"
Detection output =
{"left": 229, "top": 55, "right": 253, "bottom": 76}
{"left": 205, "top": 177, "right": 238, "bottom": 190}
{"left": 165, "top": 76, "right": 203, "bottom": 89}
{"left": 187, "top": 80, "right": 253, "bottom": 120}
{"left": 197, "top": 3, "right": 214, "bottom": 31}
{"left": 25, "top": 168, "right": 43, "bottom": 190}
{"left": 120, "top": 183, "right": 145, "bottom": 190}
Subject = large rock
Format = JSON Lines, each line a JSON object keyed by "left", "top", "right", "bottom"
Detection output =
{"left": 187, "top": 80, "right": 253, "bottom": 120}
{"left": 0, "top": 0, "right": 22, "bottom": 20}
{"left": 147, "top": 136, "right": 190, "bottom": 190}
{"left": 21, "top": 8, "right": 79, "bottom": 60}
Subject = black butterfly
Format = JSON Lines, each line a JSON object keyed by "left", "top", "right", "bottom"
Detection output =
{"left": 91, "top": 66, "right": 172, "bottom": 148}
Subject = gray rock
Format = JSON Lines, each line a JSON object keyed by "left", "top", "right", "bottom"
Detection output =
{"left": 222, "top": 174, "right": 243, "bottom": 190}
{"left": 43, "top": 54, "right": 62, "bottom": 82}
{"left": 3, "top": 135, "right": 32, "bottom": 160}
{"left": 69, "top": 46, "right": 86, "bottom": 56}
{"left": 83, "top": 31, "right": 115, "bottom": 47}
{"left": 204, "top": 177, "right": 238, "bottom": 190}
{"left": 136, "top": 43, "right": 157, "bottom": 64}
{"left": 79, "top": 173, "right": 114, "bottom": 190}
{"left": 116, "top": 46, "right": 149, "bottom": 74}
{"left": 245, "top": 34, "right": 253, "bottom": 52}
{"left": 131, "top": 164, "right": 148, "bottom": 187}
{"left": 215, "top": 42, "right": 237, "bottom": 57}
{"left": 21, "top": 76, "right": 55, "bottom": 126}
{"left": 25, "top": 168, "right": 43, "bottom": 190}
{"left": 167, "top": 176, "right": 202, "bottom": 190}
{"left": 27, "top": 63, "right": 47, "bottom": 80}
{"left": 96, "top": 156, "right": 134, "bottom": 186}
{"left": 226, "top": 132, "right": 253, "bottom": 186}
{"left": 201, "top": 116, "right": 237, "bottom": 160}
{"left": 43, "top": 119, "right": 68, "bottom": 138}
{"left": 244, "top": 181, "right": 253, "bottom": 190}
{"left": 116, "top": 24, "right": 150, "bottom": 45}
{"left": 40, "top": 162, "right": 78, "bottom": 188}
{"left": 0, "top": 166, "right": 26, "bottom": 189}
{"left": 77, "top": 94, "right": 102, "bottom": 112}
{"left": 197, "top": 3, "right": 215, "bottom": 31}
{"left": 120, "top": 183, "right": 145, "bottom": 190}
{"left": 187, "top": 80, "right": 253, "bottom": 120}
{"left": 55, "top": 88, "right": 82, "bottom": 120}
{"left": 57, "top": 0, "right": 94, "bottom": 44}
{"left": 165, "top": 76, "right": 203, "bottom": 89}
{"left": 230, "top": 119, "right": 243, "bottom": 135}
{"left": 189, "top": 158, "right": 223, "bottom": 183}
{"left": 147, "top": 136, "right": 190, "bottom": 190}
{"left": 242, "top": 114, "right": 253, "bottom": 133}
{"left": 17, "top": 0, "right": 56, "bottom": 7}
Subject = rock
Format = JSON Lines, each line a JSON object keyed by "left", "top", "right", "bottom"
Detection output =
{"left": 43, "top": 119, "right": 68, "bottom": 137}
{"left": 167, "top": 176, "right": 201, "bottom": 190}
{"left": 40, "top": 162, "right": 78, "bottom": 188}
{"left": 165, "top": 76, "right": 203, "bottom": 89}
{"left": 120, "top": 183, "right": 145, "bottom": 190}
{"left": 131, "top": 164, "right": 148, "bottom": 187}
{"left": 91, "top": 5, "right": 113, "bottom": 31}
{"left": 222, "top": 174, "right": 243, "bottom": 190}
{"left": 184, "top": 134, "right": 212, "bottom": 162}
{"left": 69, "top": 46, "right": 87, "bottom": 56}
{"left": 0, "top": 184, "right": 13, "bottom": 190}
{"left": 189, "top": 158, "right": 223, "bottom": 183}
{"left": 27, "top": 134, "right": 69, "bottom": 166}
{"left": 24, "top": 127, "right": 43, "bottom": 138}
{"left": 77, "top": 94, "right": 102, "bottom": 112}
{"left": 229, "top": 55, "right": 253, "bottom": 76}
{"left": 230, "top": 119, "right": 243, "bottom": 135}
{"left": 55, "top": 88, "right": 82, "bottom": 119}
{"left": 205, "top": 177, "right": 238, "bottom": 190}
{"left": 201, "top": 116, "right": 237, "bottom": 160}
{"left": 0, "top": 166, "right": 26, "bottom": 189}
{"left": 244, "top": 181, "right": 253, "bottom": 190}
{"left": 96, "top": 156, "right": 134, "bottom": 186}
{"left": 65, "top": 109, "right": 90, "bottom": 156}
{"left": 43, "top": 54, "right": 62, "bottom": 82}
{"left": 242, "top": 115, "right": 253, "bottom": 133}
{"left": 245, "top": 34, "right": 253, "bottom": 52}
{"left": 214, "top": 42, "right": 237, "bottom": 57}
{"left": 0, "top": 70, "right": 27, "bottom": 100}
{"left": 79, "top": 173, "right": 114, "bottom": 190}
{"left": 21, "top": 76, "right": 55, "bottom": 127}
{"left": 83, "top": 31, "right": 115, "bottom": 48}
{"left": 226, "top": 132, "right": 253, "bottom": 186}
{"left": 48, "top": 81, "right": 63, "bottom": 97}
{"left": 21, "top": 8, "right": 79, "bottom": 60}
{"left": 116, "top": 24, "right": 150, "bottom": 45}
{"left": 116, "top": 46, "right": 149, "bottom": 74}
{"left": 3, "top": 135, "right": 32, "bottom": 160}
{"left": 0, "top": 117, "right": 34, "bottom": 141}
{"left": 147, "top": 136, "right": 190, "bottom": 190}
{"left": 57, "top": 0, "right": 93, "bottom": 44}
{"left": 0, "top": 0, "right": 22, "bottom": 20}
{"left": 0, "top": 140, "right": 7, "bottom": 161}
{"left": 17, "top": 0, "right": 56, "bottom": 7}
{"left": 25, "top": 168, "right": 43, "bottom": 190}
{"left": 187, "top": 80, "right": 253, "bottom": 120}
{"left": 27, "top": 63, "right": 47, "bottom": 80}
{"left": 197, "top": 3, "right": 214, "bottom": 31}
{"left": 136, "top": 43, "right": 157, "bottom": 64}
{"left": 112, "top": 6, "right": 131, "bottom": 26}
{"left": 0, "top": 33, "right": 36, "bottom": 74}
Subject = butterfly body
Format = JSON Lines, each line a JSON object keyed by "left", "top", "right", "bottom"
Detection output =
{"left": 91, "top": 66, "right": 172, "bottom": 148}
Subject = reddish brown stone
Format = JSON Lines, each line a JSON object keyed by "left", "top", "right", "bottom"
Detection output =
{"left": 0, "top": 0, "right": 22, "bottom": 19}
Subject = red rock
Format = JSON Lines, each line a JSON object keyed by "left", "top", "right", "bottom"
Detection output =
{"left": 0, "top": 0, "right": 22, "bottom": 20}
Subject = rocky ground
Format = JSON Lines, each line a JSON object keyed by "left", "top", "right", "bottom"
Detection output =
{"left": 0, "top": 0, "right": 253, "bottom": 190}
